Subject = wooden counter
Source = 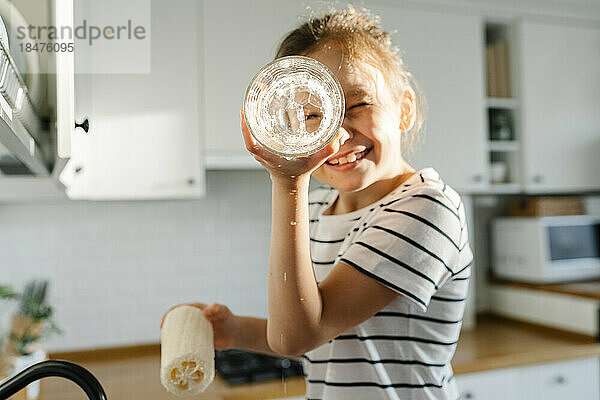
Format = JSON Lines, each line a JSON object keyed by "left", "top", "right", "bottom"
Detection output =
{"left": 490, "top": 278, "right": 600, "bottom": 301}
{"left": 35, "top": 314, "right": 600, "bottom": 400}
{"left": 453, "top": 314, "right": 600, "bottom": 374}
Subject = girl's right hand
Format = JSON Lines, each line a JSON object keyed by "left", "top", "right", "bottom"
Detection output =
{"left": 160, "top": 302, "right": 239, "bottom": 350}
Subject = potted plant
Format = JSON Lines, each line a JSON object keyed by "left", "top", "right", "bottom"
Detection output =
{"left": 7, "top": 281, "right": 61, "bottom": 357}
{"left": 3, "top": 281, "right": 62, "bottom": 400}
{"left": 0, "top": 285, "right": 18, "bottom": 388}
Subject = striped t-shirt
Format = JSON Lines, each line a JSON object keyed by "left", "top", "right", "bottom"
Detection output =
{"left": 303, "top": 168, "right": 473, "bottom": 400}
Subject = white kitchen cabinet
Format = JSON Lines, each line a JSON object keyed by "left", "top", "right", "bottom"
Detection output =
{"left": 519, "top": 21, "right": 600, "bottom": 193}
{"left": 369, "top": 6, "right": 489, "bottom": 192}
{"left": 203, "top": 0, "right": 307, "bottom": 169}
{"left": 61, "top": 0, "right": 205, "bottom": 199}
{"left": 516, "top": 357, "right": 600, "bottom": 400}
{"left": 204, "top": 2, "right": 489, "bottom": 191}
{"left": 456, "top": 357, "right": 600, "bottom": 400}
{"left": 456, "top": 367, "right": 516, "bottom": 400}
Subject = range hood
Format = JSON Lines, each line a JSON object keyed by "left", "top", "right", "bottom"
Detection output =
{"left": 0, "top": 37, "right": 49, "bottom": 177}
{"left": 0, "top": 0, "right": 73, "bottom": 187}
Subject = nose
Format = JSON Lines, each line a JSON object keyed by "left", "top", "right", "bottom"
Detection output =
{"left": 339, "top": 123, "right": 353, "bottom": 141}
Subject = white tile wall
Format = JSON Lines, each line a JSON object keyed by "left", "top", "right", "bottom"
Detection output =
{"left": 0, "top": 171, "right": 273, "bottom": 352}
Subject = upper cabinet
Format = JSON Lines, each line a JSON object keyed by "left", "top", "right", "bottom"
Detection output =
{"left": 60, "top": 0, "right": 205, "bottom": 200}
{"left": 3, "top": 1, "right": 599, "bottom": 199}
{"left": 203, "top": 0, "right": 307, "bottom": 169}
{"left": 204, "top": 2, "right": 489, "bottom": 192}
{"left": 369, "top": 5, "right": 489, "bottom": 192}
{"left": 518, "top": 20, "right": 600, "bottom": 193}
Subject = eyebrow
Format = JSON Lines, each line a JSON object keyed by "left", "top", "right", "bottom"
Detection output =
{"left": 346, "top": 88, "right": 372, "bottom": 99}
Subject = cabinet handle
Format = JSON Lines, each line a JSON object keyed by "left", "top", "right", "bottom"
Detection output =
{"left": 75, "top": 118, "right": 90, "bottom": 134}
{"left": 463, "top": 392, "right": 474, "bottom": 399}
{"left": 533, "top": 174, "right": 544, "bottom": 184}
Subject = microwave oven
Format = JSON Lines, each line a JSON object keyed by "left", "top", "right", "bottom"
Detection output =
{"left": 491, "top": 215, "right": 600, "bottom": 283}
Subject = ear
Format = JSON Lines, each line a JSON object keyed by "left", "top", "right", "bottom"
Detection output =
{"left": 398, "top": 87, "right": 416, "bottom": 132}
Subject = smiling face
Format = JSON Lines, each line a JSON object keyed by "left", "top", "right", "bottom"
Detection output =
{"left": 307, "top": 45, "right": 410, "bottom": 193}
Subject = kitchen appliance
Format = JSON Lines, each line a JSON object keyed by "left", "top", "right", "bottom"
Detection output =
{"left": 492, "top": 215, "right": 600, "bottom": 283}
{"left": 215, "top": 349, "right": 303, "bottom": 385}
{"left": 243, "top": 55, "right": 345, "bottom": 158}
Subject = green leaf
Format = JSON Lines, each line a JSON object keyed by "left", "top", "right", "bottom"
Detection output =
{"left": 0, "top": 285, "right": 18, "bottom": 300}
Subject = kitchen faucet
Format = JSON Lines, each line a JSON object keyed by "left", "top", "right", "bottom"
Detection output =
{"left": 0, "top": 360, "right": 107, "bottom": 400}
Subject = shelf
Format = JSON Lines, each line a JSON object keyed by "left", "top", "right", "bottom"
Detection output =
{"left": 488, "top": 140, "right": 520, "bottom": 152}
{"left": 204, "top": 151, "right": 263, "bottom": 170}
{"left": 486, "top": 97, "right": 519, "bottom": 109}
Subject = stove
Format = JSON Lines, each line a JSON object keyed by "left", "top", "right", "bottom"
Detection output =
{"left": 214, "top": 349, "right": 304, "bottom": 385}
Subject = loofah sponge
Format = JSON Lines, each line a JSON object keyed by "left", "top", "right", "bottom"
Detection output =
{"left": 160, "top": 306, "right": 215, "bottom": 396}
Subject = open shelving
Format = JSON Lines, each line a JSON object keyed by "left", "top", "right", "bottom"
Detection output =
{"left": 484, "top": 21, "right": 521, "bottom": 190}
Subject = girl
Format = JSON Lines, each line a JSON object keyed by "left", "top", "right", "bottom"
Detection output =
{"left": 163, "top": 6, "right": 472, "bottom": 399}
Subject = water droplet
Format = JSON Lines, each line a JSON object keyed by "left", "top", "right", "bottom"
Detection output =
{"left": 290, "top": 221, "right": 297, "bottom": 225}
{"left": 300, "top": 297, "right": 305, "bottom": 301}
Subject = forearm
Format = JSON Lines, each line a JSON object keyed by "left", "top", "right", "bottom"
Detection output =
{"left": 266, "top": 175, "right": 323, "bottom": 356}
{"left": 232, "top": 316, "right": 282, "bottom": 357}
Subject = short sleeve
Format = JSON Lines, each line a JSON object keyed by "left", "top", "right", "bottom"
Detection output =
{"left": 339, "top": 189, "right": 462, "bottom": 311}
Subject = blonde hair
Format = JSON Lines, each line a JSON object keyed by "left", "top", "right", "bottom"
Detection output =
{"left": 275, "top": 5, "right": 427, "bottom": 157}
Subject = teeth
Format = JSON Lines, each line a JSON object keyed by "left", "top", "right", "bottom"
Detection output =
{"left": 328, "top": 149, "right": 368, "bottom": 166}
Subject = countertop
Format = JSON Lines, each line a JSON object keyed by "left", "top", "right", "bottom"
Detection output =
{"left": 31, "top": 314, "right": 600, "bottom": 400}
{"left": 490, "top": 278, "right": 600, "bottom": 301}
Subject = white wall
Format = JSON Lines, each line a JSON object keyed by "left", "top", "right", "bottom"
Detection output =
{"left": 0, "top": 171, "right": 273, "bottom": 352}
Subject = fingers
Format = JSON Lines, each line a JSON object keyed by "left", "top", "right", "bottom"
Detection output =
{"left": 240, "top": 110, "right": 262, "bottom": 155}
{"left": 203, "top": 303, "right": 222, "bottom": 318}
{"left": 203, "top": 303, "right": 229, "bottom": 321}
{"left": 314, "top": 128, "right": 349, "bottom": 161}
{"left": 240, "top": 110, "right": 286, "bottom": 168}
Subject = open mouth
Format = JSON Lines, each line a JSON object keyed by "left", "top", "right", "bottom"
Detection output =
{"left": 326, "top": 147, "right": 372, "bottom": 167}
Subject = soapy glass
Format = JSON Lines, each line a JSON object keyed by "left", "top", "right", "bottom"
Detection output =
{"left": 243, "top": 56, "right": 345, "bottom": 159}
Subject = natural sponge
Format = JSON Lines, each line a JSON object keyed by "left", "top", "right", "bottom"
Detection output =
{"left": 160, "top": 305, "right": 215, "bottom": 396}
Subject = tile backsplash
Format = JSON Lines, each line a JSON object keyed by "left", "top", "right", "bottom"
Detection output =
{"left": 0, "top": 171, "right": 272, "bottom": 352}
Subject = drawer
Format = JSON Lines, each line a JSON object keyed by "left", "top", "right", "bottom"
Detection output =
{"left": 514, "top": 357, "right": 600, "bottom": 400}
{"left": 456, "top": 368, "right": 516, "bottom": 400}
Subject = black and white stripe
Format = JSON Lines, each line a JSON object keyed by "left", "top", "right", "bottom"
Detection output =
{"left": 305, "top": 168, "right": 469, "bottom": 400}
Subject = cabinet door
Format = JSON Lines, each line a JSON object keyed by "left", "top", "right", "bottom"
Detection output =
{"left": 515, "top": 357, "right": 600, "bottom": 400}
{"left": 368, "top": 5, "right": 488, "bottom": 192}
{"left": 203, "top": 0, "right": 307, "bottom": 168}
{"left": 519, "top": 21, "right": 600, "bottom": 192}
{"left": 455, "top": 368, "right": 517, "bottom": 400}
{"left": 62, "top": 0, "right": 204, "bottom": 199}
{"left": 53, "top": 0, "right": 75, "bottom": 179}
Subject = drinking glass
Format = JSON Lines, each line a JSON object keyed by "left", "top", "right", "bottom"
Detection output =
{"left": 243, "top": 56, "right": 345, "bottom": 159}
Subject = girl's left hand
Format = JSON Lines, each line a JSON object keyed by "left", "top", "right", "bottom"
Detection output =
{"left": 241, "top": 110, "right": 350, "bottom": 182}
